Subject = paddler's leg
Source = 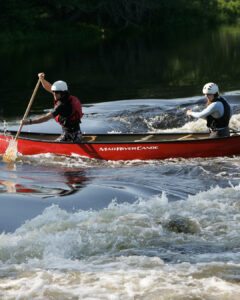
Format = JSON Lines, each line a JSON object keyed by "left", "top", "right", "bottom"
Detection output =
{"left": 56, "top": 130, "right": 82, "bottom": 142}
{"left": 209, "top": 127, "right": 230, "bottom": 138}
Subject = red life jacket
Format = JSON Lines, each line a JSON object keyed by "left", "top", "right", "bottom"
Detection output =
{"left": 55, "top": 95, "right": 83, "bottom": 125}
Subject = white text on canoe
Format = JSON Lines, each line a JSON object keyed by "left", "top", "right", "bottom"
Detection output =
{"left": 99, "top": 146, "right": 159, "bottom": 151}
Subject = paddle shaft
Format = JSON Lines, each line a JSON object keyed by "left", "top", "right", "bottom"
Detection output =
{"left": 14, "top": 78, "right": 41, "bottom": 141}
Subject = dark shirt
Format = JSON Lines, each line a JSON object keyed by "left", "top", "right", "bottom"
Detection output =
{"left": 51, "top": 97, "right": 80, "bottom": 132}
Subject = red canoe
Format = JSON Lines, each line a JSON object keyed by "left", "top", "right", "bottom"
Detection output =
{"left": 0, "top": 131, "right": 240, "bottom": 161}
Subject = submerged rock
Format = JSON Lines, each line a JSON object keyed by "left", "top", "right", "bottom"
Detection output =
{"left": 163, "top": 215, "right": 201, "bottom": 234}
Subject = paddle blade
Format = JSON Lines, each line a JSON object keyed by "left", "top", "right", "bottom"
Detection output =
{"left": 2, "top": 139, "right": 18, "bottom": 163}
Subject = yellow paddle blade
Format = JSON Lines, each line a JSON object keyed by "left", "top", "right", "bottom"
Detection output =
{"left": 2, "top": 139, "right": 18, "bottom": 163}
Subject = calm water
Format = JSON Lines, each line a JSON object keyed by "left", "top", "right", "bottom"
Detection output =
{"left": 1, "top": 26, "right": 240, "bottom": 299}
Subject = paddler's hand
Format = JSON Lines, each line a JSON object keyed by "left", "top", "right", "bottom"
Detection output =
{"left": 38, "top": 72, "right": 45, "bottom": 80}
{"left": 186, "top": 109, "right": 192, "bottom": 116}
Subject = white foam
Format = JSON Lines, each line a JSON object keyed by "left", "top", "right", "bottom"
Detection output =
{"left": 1, "top": 183, "right": 240, "bottom": 298}
{"left": 148, "top": 112, "right": 240, "bottom": 133}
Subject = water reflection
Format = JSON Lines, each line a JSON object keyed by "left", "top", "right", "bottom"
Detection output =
{"left": 51, "top": 170, "right": 90, "bottom": 197}
{"left": 1, "top": 25, "right": 240, "bottom": 120}
{"left": 0, "top": 180, "right": 36, "bottom": 194}
{"left": 0, "top": 167, "right": 89, "bottom": 198}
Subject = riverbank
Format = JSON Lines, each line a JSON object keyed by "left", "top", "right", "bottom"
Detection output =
{"left": 1, "top": 0, "right": 240, "bottom": 46}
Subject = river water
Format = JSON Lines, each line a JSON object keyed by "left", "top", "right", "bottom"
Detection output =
{"left": 1, "top": 26, "right": 240, "bottom": 299}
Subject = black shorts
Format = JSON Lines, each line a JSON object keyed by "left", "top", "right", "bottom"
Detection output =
{"left": 56, "top": 130, "right": 82, "bottom": 142}
{"left": 209, "top": 127, "right": 230, "bottom": 138}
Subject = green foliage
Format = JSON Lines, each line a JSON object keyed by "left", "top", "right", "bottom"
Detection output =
{"left": 217, "top": 0, "right": 240, "bottom": 22}
{"left": 1, "top": 0, "right": 240, "bottom": 42}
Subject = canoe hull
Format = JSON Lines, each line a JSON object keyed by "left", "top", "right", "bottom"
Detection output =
{"left": 1, "top": 132, "right": 240, "bottom": 161}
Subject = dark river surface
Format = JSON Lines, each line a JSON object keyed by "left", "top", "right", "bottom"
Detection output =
{"left": 1, "top": 26, "right": 240, "bottom": 299}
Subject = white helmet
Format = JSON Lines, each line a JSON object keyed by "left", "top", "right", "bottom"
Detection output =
{"left": 51, "top": 80, "right": 68, "bottom": 92}
{"left": 202, "top": 82, "right": 219, "bottom": 94}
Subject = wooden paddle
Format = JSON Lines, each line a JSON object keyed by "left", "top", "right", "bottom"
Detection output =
{"left": 2, "top": 78, "right": 41, "bottom": 163}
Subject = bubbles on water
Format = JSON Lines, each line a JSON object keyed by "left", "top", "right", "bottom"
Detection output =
{"left": 0, "top": 183, "right": 239, "bottom": 263}
{"left": 229, "top": 113, "right": 240, "bottom": 131}
{"left": 17, "top": 153, "right": 104, "bottom": 169}
{"left": 1, "top": 183, "right": 240, "bottom": 299}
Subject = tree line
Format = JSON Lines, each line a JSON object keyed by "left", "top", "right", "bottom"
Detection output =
{"left": 1, "top": 0, "right": 240, "bottom": 41}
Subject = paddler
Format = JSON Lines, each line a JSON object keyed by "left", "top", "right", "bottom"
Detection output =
{"left": 21, "top": 73, "right": 83, "bottom": 142}
{"left": 186, "top": 82, "right": 233, "bottom": 138}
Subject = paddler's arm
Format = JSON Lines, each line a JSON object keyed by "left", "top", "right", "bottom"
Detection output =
{"left": 38, "top": 72, "right": 53, "bottom": 94}
{"left": 21, "top": 112, "right": 53, "bottom": 125}
{"left": 186, "top": 103, "right": 217, "bottom": 119}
